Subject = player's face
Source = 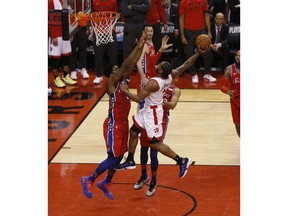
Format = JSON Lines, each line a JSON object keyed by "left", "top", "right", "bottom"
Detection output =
{"left": 235, "top": 52, "right": 240, "bottom": 64}
{"left": 146, "top": 27, "right": 153, "bottom": 39}
{"left": 156, "top": 63, "right": 163, "bottom": 75}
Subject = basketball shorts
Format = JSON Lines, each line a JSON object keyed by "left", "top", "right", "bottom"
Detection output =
{"left": 140, "top": 120, "right": 168, "bottom": 147}
{"left": 48, "top": 36, "right": 72, "bottom": 58}
{"left": 103, "top": 118, "right": 129, "bottom": 157}
{"left": 133, "top": 105, "right": 164, "bottom": 142}
{"left": 230, "top": 98, "right": 240, "bottom": 125}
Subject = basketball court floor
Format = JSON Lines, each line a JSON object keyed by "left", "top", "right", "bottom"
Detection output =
{"left": 48, "top": 70, "right": 240, "bottom": 216}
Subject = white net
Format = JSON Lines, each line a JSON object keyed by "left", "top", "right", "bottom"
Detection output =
{"left": 90, "top": 12, "right": 120, "bottom": 46}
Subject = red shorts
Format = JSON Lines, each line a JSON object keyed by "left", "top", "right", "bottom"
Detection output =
{"left": 230, "top": 98, "right": 240, "bottom": 125}
{"left": 103, "top": 118, "right": 129, "bottom": 157}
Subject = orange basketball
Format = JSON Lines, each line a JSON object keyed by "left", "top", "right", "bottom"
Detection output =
{"left": 195, "top": 34, "right": 211, "bottom": 50}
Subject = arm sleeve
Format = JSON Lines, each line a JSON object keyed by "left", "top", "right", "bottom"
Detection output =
{"left": 220, "top": 77, "right": 229, "bottom": 94}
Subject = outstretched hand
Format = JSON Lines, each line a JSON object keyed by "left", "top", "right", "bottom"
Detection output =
{"left": 137, "top": 31, "right": 147, "bottom": 48}
{"left": 160, "top": 35, "right": 173, "bottom": 50}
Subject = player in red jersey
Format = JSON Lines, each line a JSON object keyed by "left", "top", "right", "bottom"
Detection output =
{"left": 136, "top": 25, "right": 172, "bottom": 109}
{"left": 80, "top": 32, "right": 147, "bottom": 200}
{"left": 221, "top": 50, "right": 240, "bottom": 137}
{"left": 134, "top": 78, "right": 181, "bottom": 196}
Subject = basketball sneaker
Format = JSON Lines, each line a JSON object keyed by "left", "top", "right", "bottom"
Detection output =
{"left": 70, "top": 71, "right": 77, "bottom": 80}
{"left": 62, "top": 74, "right": 77, "bottom": 85}
{"left": 53, "top": 76, "right": 66, "bottom": 88}
{"left": 96, "top": 180, "right": 114, "bottom": 200}
{"left": 134, "top": 176, "right": 149, "bottom": 190}
{"left": 203, "top": 74, "right": 216, "bottom": 82}
{"left": 93, "top": 76, "right": 103, "bottom": 84}
{"left": 81, "top": 176, "right": 93, "bottom": 199}
{"left": 192, "top": 74, "right": 199, "bottom": 84}
{"left": 146, "top": 182, "right": 157, "bottom": 197}
{"left": 179, "top": 158, "right": 192, "bottom": 178}
{"left": 81, "top": 68, "right": 89, "bottom": 79}
{"left": 114, "top": 160, "right": 136, "bottom": 170}
{"left": 48, "top": 85, "right": 52, "bottom": 95}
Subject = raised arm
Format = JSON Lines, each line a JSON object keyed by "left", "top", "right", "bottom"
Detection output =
{"left": 109, "top": 32, "right": 147, "bottom": 85}
{"left": 163, "top": 87, "right": 181, "bottom": 110}
{"left": 119, "top": 79, "right": 159, "bottom": 103}
{"left": 171, "top": 46, "right": 209, "bottom": 78}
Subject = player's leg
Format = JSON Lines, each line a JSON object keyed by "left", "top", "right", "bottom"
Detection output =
{"left": 96, "top": 156, "right": 122, "bottom": 200}
{"left": 114, "top": 124, "right": 141, "bottom": 170}
{"left": 150, "top": 141, "right": 194, "bottom": 178}
{"left": 146, "top": 148, "right": 158, "bottom": 196}
{"left": 134, "top": 146, "right": 149, "bottom": 190}
{"left": 81, "top": 153, "right": 122, "bottom": 199}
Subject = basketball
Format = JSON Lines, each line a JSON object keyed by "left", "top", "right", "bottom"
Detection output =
{"left": 195, "top": 34, "right": 211, "bottom": 50}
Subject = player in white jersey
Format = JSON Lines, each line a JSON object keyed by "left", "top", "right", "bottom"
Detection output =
{"left": 114, "top": 45, "right": 208, "bottom": 178}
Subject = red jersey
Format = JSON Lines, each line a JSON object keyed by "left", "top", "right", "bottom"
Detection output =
{"left": 163, "top": 84, "right": 176, "bottom": 123}
{"left": 146, "top": 0, "right": 167, "bottom": 25}
{"left": 143, "top": 41, "right": 156, "bottom": 79}
{"left": 229, "top": 63, "right": 240, "bottom": 99}
{"left": 179, "top": 0, "right": 209, "bottom": 30}
{"left": 48, "top": 0, "right": 63, "bottom": 38}
{"left": 107, "top": 82, "right": 131, "bottom": 122}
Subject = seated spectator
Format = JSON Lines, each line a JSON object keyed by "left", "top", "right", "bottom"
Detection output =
{"left": 210, "top": 12, "right": 230, "bottom": 72}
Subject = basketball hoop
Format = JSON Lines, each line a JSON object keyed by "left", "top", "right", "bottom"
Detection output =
{"left": 78, "top": 11, "right": 120, "bottom": 46}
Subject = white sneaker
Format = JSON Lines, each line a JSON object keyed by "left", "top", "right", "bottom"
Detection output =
{"left": 81, "top": 68, "right": 89, "bottom": 79}
{"left": 203, "top": 74, "right": 216, "bottom": 82}
{"left": 192, "top": 74, "right": 199, "bottom": 84}
{"left": 70, "top": 71, "right": 77, "bottom": 80}
{"left": 48, "top": 85, "right": 52, "bottom": 95}
{"left": 93, "top": 76, "right": 103, "bottom": 84}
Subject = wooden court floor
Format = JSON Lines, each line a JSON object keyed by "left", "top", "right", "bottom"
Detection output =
{"left": 48, "top": 70, "right": 240, "bottom": 216}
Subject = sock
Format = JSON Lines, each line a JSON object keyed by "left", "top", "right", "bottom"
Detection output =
{"left": 127, "top": 152, "right": 135, "bottom": 162}
{"left": 53, "top": 74, "right": 58, "bottom": 79}
{"left": 151, "top": 175, "right": 157, "bottom": 184}
{"left": 141, "top": 169, "right": 147, "bottom": 179}
{"left": 88, "top": 173, "right": 96, "bottom": 183}
{"left": 140, "top": 147, "right": 148, "bottom": 164}
{"left": 150, "top": 148, "right": 158, "bottom": 171}
{"left": 63, "top": 71, "right": 68, "bottom": 77}
{"left": 104, "top": 173, "right": 113, "bottom": 183}
{"left": 174, "top": 155, "right": 182, "bottom": 165}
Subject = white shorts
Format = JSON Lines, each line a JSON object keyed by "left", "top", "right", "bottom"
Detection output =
{"left": 133, "top": 105, "right": 164, "bottom": 142}
{"left": 48, "top": 36, "right": 72, "bottom": 58}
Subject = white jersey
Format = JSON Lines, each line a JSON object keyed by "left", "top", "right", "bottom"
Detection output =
{"left": 144, "top": 76, "right": 172, "bottom": 107}
{"left": 133, "top": 75, "right": 172, "bottom": 141}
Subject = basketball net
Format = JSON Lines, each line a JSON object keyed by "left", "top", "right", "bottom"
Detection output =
{"left": 78, "top": 11, "right": 120, "bottom": 46}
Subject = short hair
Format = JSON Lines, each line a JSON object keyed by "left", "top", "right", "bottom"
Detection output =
{"left": 161, "top": 61, "right": 173, "bottom": 78}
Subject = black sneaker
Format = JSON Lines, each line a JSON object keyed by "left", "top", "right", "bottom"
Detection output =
{"left": 114, "top": 160, "right": 136, "bottom": 170}
{"left": 179, "top": 158, "right": 192, "bottom": 178}
{"left": 133, "top": 176, "right": 149, "bottom": 190}
{"left": 146, "top": 182, "right": 157, "bottom": 197}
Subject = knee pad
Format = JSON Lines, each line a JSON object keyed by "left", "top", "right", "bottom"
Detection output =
{"left": 130, "top": 124, "right": 141, "bottom": 134}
